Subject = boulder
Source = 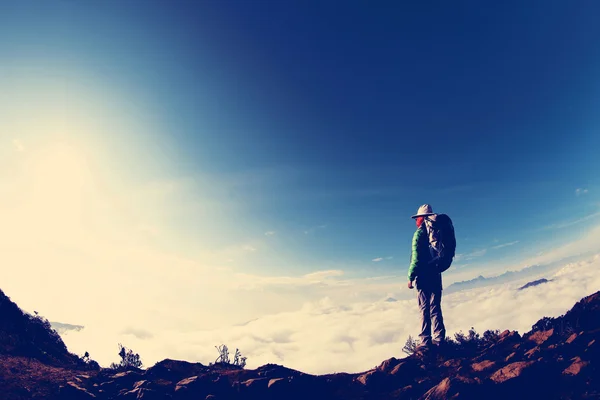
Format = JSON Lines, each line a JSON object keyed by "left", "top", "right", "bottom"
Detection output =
{"left": 146, "top": 359, "right": 208, "bottom": 382}
{"left": 420, "top": 376, "right": 479, "bottom": 400}
{"left": 241, "top": 377, "right": 270, "bottom": 389}
{"left": 268, "top": 377, "right": 287, "bottom": 389}
{"left": 471, "top": 360, "right": 496, "bottom": 372}
{"left": 442, "top": 359, "right": 462, "bottom": 369}
{"left": 499, "top": 330, "right": 511, "bottom": 339}
{"left": 490, "top": 361, "right": 535, "bottom": 383}
{"left": 59, "top": 382, "right": 96, "bottom": 399}
{"left": 355, "top": 370, "right": 377, "bottom": 386}
{"left": 174, "top": 374, "right": 232, "bottom": 400}
{"left": 562, "top": 357, "right": 589, "bottom": 376}
{"left": 566, "top": 333, "right": 579, "bottom": 344}
{"left": 175, "top": 376, "right": 198, "bottom": 391}
{"left": 377, "top": 357, "right": 401, "bottom": 373}
{"left": 524, "top": 346, "right": 541, "bottom": 359}
{"left": 421, "top": 377, "right": 453, "bottom": 400}
{"left": 118, "top": 387, "right": 167, "bottom": 400}
{"left": 528, "top": 329, "right": 554, "bottom": 345}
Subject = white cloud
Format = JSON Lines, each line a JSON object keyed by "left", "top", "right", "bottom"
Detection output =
{"left": 463, "top": 244, "right": 511, "bottom": 260}
{"left": 467, "top": 249, "right": 487, "bottom": 258}
{"left": 303, "top": 270, "right": 344, "bottom": 282}
{"left": 60, "top": 253, "right": 600, "bottom": 375}
{"left": 491, "top": 241, "right": 519, "bottom": 250}
{"left": 521, "top": 224, "right": 600, "bottom": 267}
{"left": 265, "top": 231, "right": 276, "bottom": 236}
{"left": 232, "top": 269, "right": 348, "bottom": 291}
{"left": 242, "top": 245, "right": 257, "bottom": 252}
{"left": 575, "top": 188, "right": 589, "bottom": 196}
{"left": 372, "top": 256, "right": 392, "bottom": 262}
{"left": 542, "top": 211, "right": 600, "bottom": 230}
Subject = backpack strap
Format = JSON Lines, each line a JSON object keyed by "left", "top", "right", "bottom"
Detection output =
{"left": 424, "top": 214, "right": 442, "bottom": 265}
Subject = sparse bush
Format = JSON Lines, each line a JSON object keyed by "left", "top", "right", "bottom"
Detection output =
{"left": 530, "top": 316, "right": 574, "bottom": 336}
{"left": 402, "top": 329, "right": 500, "bottom": 357}
{"left": 447, "top": 328, "right": 501, "bottom": 352}
{"left": 233, "top": 348, "right": 247, "bottom": 368}
{"left": 482, "top": 329, "right": 501, "bottom": 345}
{"left": 402, "top": 335, "right": 419, "bottom": 355}
{"left": 531, "top": 317, "right": 554, "bottom": 333}
{"left": 80, "top": 351, "right": 100, "bottom": 370}
{"left": 453, "top": 327, "right": 480, "bottom": 349}
{"left": 110, "top": 344, "right": 143, "bottom": 370}
{"left": 212, "top": 344, "right": 247, "bottom": 368}
{"left": 215, "top": 344, "right": 230, "bottom": 364}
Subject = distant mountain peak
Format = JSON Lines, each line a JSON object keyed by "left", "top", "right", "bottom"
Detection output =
{"left": 518, "top": 278, "right": 550, "bottom": 291}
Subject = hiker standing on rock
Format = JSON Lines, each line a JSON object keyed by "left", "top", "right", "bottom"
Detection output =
{"left": 407, "top": 204, "right": 456, "bottom": 349}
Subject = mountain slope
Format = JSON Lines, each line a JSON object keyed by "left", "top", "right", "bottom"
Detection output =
{"left": 0, "top": 289, "right": 91, "bottom": 369}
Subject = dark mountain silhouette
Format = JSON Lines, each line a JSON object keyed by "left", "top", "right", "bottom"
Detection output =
{"left": 1, "top": 287, "right": 599, "bottom": 399}
{"left": 0, "top": 289, "right": 92, "bottom": 369}
{"left": 518, "top": 278, "right": 550, "bottom": 291}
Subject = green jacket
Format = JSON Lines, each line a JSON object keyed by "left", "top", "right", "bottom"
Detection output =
{"left": 407, "top": 224, "right": 443, "bottom": 290}
{"left": 407, "top": 224, "right": 431, "bottom": 282}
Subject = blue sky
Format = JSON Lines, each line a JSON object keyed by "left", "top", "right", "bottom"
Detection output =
{"left": 1, "top": 0, "right": 600, "bottom": 282}
{"left": 3, "top": 1, "right": 600, "bottom": 372}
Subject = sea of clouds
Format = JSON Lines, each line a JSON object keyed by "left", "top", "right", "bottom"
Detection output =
{"left": 60, "top": 253, "right": 600, "bottom": 375}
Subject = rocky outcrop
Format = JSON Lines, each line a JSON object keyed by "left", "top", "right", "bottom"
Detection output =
{"left": 0, "top": 290, "right": 599, "bottom": 399}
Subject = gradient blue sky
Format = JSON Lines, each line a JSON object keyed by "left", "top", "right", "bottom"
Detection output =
{"left": 1, "top": 0, "right": 600, "bottom": 283}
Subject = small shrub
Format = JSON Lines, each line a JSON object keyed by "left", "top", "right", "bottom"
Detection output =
{"left": 482, "top": 329, "right": 501, "bottom": 345}
{"left": 213, "top": 344, "right": 247, "bottom": 368}
{"left": 110, "top": 344, "right": 143, "bottom": 370}
{"left": 402, "top": 335, "right": 419, "bottom": 355}
{"left": 80, "top": 351, "right": 100, "bottom": 370}
{"left": 531, "top": 316, "right": 554, "bottom": 333}
{"left": 233, "top": 348, "right": 247, "bottom": 368}
{"left": 215, "top": 344, "right": 230, "bottom": 364}
{"left": 530, "top": 316, "right": 574, "bottom": 336}
{"left": 447, "top": 328, "right": 501, "bottom": 353}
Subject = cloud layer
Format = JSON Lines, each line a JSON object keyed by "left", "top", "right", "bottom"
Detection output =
{"left": 60, "top": 253, "right": 600, "bottom": 375}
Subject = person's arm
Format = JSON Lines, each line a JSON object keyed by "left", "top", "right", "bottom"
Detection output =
{"left": 407, "top": 228, "right": 423, "bottom": 283}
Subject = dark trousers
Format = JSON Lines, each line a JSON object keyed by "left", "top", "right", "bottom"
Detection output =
{"left": 417, "top": 287, "right": 446, "bottom": 345}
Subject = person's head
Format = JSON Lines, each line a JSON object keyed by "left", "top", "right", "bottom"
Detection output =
{"left": 411, "top": 204, "right": 434, "bottom": 228}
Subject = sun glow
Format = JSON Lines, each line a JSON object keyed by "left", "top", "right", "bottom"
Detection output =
{"left": 19, "top": 143, "right": 94, "bottom": 236}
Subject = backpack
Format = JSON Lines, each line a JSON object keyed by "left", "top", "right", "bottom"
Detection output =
{"left": 424, "top": 213, "right": 456, "bottom": 273}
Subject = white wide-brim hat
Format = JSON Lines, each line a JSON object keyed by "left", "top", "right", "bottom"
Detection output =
{"left": 411, "top": 204, "right": 435, "bottom": 219}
